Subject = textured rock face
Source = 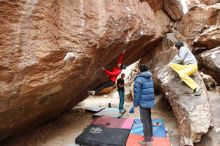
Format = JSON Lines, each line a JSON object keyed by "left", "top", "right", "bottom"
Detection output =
{"left": 198, "top": 47, "right": 220, "bottom": 84}
{"left": 164, "top": 0, "right": 184, "bottom": 20}
{"left": 145, "top": 0, "right": 164, "bottom": 12}
{"left": 196, "top": 92, "right": 220, "bottom": 146}
{"left": 157, "top": 66, "right": 211, "bottom": 146}
{"left": 154, "top": 10, "right": 172, "bottom": 36}
{"left": 201, "top": 0, "right": 220, "bottom": 5}
{"left": 0, "top": 0, "right": 156, "bottom": 140}
{"left": 140, "top": 33, "right": 177, "bottom": 89}
{"left": 124, "top": 7, "right": 172, "bottom": 66}
{"left": 126, "top": 8, "right": 172, "bottom": 66}
{"left": 187, "top": 0, "right": 220, "bottom": 9}
{"left": 177, "top": 4, "right": 220, "bottom": 44}
{"left": 200, "top": 72, "right": 217, "bottom": 91}
{"left": 146, "top": 0, "right": 183, "bottom": 20}
{"left": 141, "top": 33, "right": 177, "bottom": 69}
{"left": 193, "top": 26, "right": 220, "bottom": 49}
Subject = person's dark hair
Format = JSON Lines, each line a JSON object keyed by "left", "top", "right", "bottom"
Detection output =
{"left": 121, "top": 64, "right": 127, "bottom": 69}
{"left": 175, "top": 41, "right": 184, "bottom": 50}
{"left": 139, "top": 64, "right": 148, "bottom": 72}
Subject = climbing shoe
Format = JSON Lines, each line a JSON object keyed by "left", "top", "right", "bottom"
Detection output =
{"left": 119, "top": 110, "right": 123, "bottom": 113}
{"left": 139, "top": 141, "right": 152, "bottom": 146}
{"left": 193, "top": 88, "right": 201, "bottom": 96}
{"left": 88, "top": 90, "right": 95, "bottom": 95}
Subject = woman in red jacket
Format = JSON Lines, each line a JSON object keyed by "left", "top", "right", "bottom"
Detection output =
{"left": 88, "top": 49, "right": 126, "bottom": 95}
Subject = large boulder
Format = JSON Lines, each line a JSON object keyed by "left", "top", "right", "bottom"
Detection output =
{"left": 140, "top": 33, "right": 177, "bottom": 90}
{"left": 0, "top": 0, "right": 157, "bottom": 140}
{"left": 198, "top": 47, "right": 220, "bottom": 84}
{"left": 145, "top": 0, "right": 184, "bottom": 20}
{"left": 145, "top": 0, "right": 164, "bottom": 12}
{"left": 157, "top": 66, "right": 211, "bottom": 146}
{"left": 187, "top": 0, "right": 220, "bottom": 9}
{"left": 200, "top": 72, "right": 218, "bottom": 91}
{"left": 177, "top": 3, "right": 220, "bottom": 44}
{"left": 154, "top": 10, "right": 172, "bottom": 37}
{"left": 141, "top": 33, "right": 177, "bottom": 69}
{"left": 201, "top": 0, "right": 220, "bottom": 5}
{"left": 125, "top": 8, "right": 172, "bottom": 65}
{"left": 196, "top": 92, "right": 220, "bottom": 146}
{"left": 164, "top": 0, "right": 184, "bottom": 21}
{"left": 193, "top": 26, "right": 220, "bottom": 49}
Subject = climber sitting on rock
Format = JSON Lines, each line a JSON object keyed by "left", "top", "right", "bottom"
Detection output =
{"left": 88, "top": 49, "right": 126, "bottom": 95}
{"left": 169, "top": 41, "right": 201, "bottom": 96}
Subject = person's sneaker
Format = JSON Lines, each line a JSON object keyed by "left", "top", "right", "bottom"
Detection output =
{"left": 139, "top": 141, "right": 152, "bottom": 146}
{"left": 88, "top": 90, "right": 95, "bottom": 95}
{"left": 193, "top": 88, "right": 201, "bottom": 96}
{"left": 119, "top": 109, "right": 125, "bottom": 113}
{"left": 146, "top": 141, "right": 152, "bottom": 146}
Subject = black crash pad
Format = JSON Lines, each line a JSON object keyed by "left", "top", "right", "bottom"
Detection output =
{"left": 75, "top": 125, "right": 130, "bottom": 146}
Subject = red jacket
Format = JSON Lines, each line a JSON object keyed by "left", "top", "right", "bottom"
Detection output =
{"left": 104, "top": 53, "right": 124, "bottom": 83}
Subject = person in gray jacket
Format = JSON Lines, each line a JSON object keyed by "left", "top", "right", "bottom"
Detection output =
{"left": 133, "top": 64, "right": 155, "bottom": 146}
{"left": 169, "top": 41, "right": 201, "bottom": 96}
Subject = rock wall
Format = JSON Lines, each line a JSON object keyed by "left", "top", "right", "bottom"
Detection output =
{"left": 0, "top": 0, "right": 158, "bottom": 140}
{"left": 0, "top": 0, "right": 214, "bottom": 144}
{"left": 177, "top": 3, "right": 220, "bottom": 44}
{"left": 187, "top": 0, "right": 220, "bottom": 8}
{"left": 201, "top": 0, "right": 220, "bottom": 5}
{"left": 157, "top": 66, "right": 211, "bottom": 146}
{"left": 140, "top": 34, "right": 213, "bottom": 145}
{"left": 198, "top": 47, "right": 220, "bottom": 84}
{"left": 195, "top": 92, "right": 220, "bottom": 146}
{"left": 139, "top": 2, "right": 219, "bottom": 146}
{"left": 164, "top": 0, "right": 184, "bottom": 20}
{"left": 193, "top": 26, "right": 220, "bottom": 50}
{"left": 176, "top": 3, "right": 220, "bottom": 84}
{"left": 145, "top": 0, "right": 183, "bottom": 20}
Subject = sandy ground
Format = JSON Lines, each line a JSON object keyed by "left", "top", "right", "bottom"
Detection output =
{"left": 1, "top": 91, "right": 179, "bottom": 146}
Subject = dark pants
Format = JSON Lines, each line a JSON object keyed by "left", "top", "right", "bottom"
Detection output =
{"left": 139, "top": 106, "right": 153, "bottom": 142}
{"left": 118, "top": 90, "right": 124, "bottom": 110}
{"left": 94, "top": 80, "right": 115, "bottom": 93}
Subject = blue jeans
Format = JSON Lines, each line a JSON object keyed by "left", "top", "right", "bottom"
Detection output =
{"left": 118, "top": 90, "right": 124, "bottom": 110}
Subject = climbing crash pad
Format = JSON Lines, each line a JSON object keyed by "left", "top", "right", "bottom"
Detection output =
{"left": 91, "top": 116, "right": 134, "bottom": 129}
{"left": 126, "top": 134, "right": 171, "bottom": 146}
{"left": 75, "top": 125, "right": 130, "bottom": 146}
{"left": 85, "top": 106, "right": 105, "bottom": 113}
{"left": 130, "top": 119, "right": 167, "bottom": 138}
{"left": 127, "top": 118, "right": 171, "bottom": 146}
{"left": 93, "top": 108, "right": 126, "bottom": 118}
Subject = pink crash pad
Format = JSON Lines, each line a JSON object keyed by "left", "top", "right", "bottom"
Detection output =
{"left": 91, "top": 116, "right": 134, "bottom": 129}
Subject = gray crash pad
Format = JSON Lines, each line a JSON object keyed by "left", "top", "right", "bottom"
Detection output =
{"left": 85, "top": 106, "right": 105, "bottom": 113}
{"left": 93, "top": 108, "right": 126, "bottom": 118}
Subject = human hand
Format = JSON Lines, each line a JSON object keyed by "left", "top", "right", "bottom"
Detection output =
{"left": 171, "top": 45, "right": 176, "bottom": 51}
{"left": 101, "top": 67, "right": 105, "bottom": 71}
{"left": 129, "top": 106, "right": 134, "bottom": 113}
{"left": 122, "top": 49, "right": 126, "bottom": 54}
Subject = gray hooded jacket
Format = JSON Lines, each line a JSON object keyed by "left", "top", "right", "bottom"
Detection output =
{"left": 171, "top": 46, "right": 197, "bottom": 65}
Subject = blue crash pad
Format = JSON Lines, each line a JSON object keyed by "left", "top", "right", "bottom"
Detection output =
{"left": 130, "top": 118, "right": 166, "bottom": 138}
